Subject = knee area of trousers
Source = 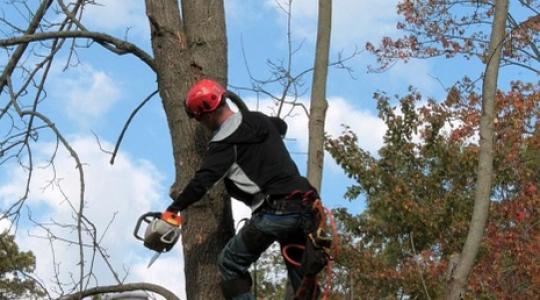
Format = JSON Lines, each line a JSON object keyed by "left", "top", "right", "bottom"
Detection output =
{"left": 221, "top": 272, "right": 253, "bottom": 300}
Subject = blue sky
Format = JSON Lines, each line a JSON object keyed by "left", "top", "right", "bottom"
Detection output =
{"left": 1, "top": 0, "right": 535, "bottom": 298}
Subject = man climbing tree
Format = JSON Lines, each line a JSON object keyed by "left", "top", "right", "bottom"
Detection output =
{"left": 168, "top": 79, "right": 332, "bottom": 299}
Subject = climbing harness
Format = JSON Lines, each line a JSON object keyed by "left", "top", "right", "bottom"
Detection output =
{"left": 280, "top": 191, "right": 340, "bottom": 300}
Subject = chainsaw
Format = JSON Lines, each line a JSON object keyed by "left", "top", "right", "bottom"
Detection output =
{"left": 133, "top": 211, "right": 182, "bottom": 268}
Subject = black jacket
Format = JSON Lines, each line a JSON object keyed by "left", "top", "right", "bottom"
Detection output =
{"left": 170, "top": 111, "right": 313, "bottom": 211}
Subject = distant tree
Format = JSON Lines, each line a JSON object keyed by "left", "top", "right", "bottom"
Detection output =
{"left": 325, "top": 81, "right": 539, "bottom": 298}
{"left": 0, "top": 232, "right": 45, "bottom": 299}
{"left": 366, "top": 0, "right": 539, "bottom": 74}
{"left": 366, "top": 0, "right": 530, "bottom": 297}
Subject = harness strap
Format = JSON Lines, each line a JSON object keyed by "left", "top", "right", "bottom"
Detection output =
{"left": 277, "top": 190, "right": 339, "bottom": 300}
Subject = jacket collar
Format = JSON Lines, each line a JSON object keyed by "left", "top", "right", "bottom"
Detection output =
{"left": 211, "top": 113, "right": 242, "bottom": 142}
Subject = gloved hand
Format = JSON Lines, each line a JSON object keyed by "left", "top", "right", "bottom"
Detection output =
{"left": 168, "top": 184, "right": 183, "bottom": 214}
{"left": 169, "top": 184, "right": 182, "bottom": 201}
{"left": 161, "top": 209, "right": 182, "bottom": 227}
{"left": 166, "top": 204, "right": 180, "bottom": 214}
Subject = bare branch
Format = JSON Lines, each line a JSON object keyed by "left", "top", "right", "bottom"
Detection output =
{"left": 506, "top": 13, "right": 540, "bottom": 63}
{"left": 518, "top": 0, "right": 540, "bottom": 15}
{"left": 0, "top": 0, "right": 53, "bottom": 95}
{"left": 501, "top": 59, "right": 539, "bottom": 74}
{"left": 59, "top": 283, "right": 180, "bottom": 300}
{"left": 19, "top": 109, "right": 86, "bottom": 296}
{"left": 0, "top": 31, "right": 156, "bottom": 71}
{"left": 110, "top": 90, "right": 158, "bottom": 165}
{"left": 91, "top": 131, "right": 113, "bottom": 155}
{"left": 57, "top": 0, "right": 152, "bottom": 69}
{"left": 6, "top": 76, "right": 23, "bottom": 116}
{"left": 234, "top": 0, "right": 360, "bottom": 124}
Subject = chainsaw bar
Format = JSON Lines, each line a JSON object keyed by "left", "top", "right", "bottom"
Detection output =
{"left": 147, "top": 251, "right": 161, "bottom": 268}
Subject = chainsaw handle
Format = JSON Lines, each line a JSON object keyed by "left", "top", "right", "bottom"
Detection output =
{"left": 133, "top": 212, "right": 161, "bottom": 241}
{"left": 160, "top": 227, "right": 181, "bottom": 244}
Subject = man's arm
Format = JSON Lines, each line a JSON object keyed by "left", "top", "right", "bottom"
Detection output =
{"left": 168, "top": 142, "right": 235, "bottom": 211}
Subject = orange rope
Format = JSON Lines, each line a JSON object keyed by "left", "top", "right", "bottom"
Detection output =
{"left": 281, "top": 243, "right": 304, "bottom": 268}
{"left": 321, "top": 207, "right": 339, "bottom": 300}
{"left": 280, "top": 202, "right": 340, "bottom": 300}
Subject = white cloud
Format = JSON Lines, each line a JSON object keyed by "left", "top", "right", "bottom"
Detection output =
{"left": 240, "top": 96, "right": 386, "bottom": 156}
{"left": 52, "top": 64, "right": 121, "bottom": 126}
{"left": 132, "top": 254, "right": 186, "bottom": 299}
{"left": 385, "top": 60, "right": 438, "bottom": 95}
{"left": 264, "top": 0, "right": 399, "bottom": 49}
{"left": 0, "top": 136, "right": 172, "bottom": 297}
{"left": 82, "top": 0, "right": 149, "bottom": 39}
{"left": 0, "top": 218, "right": 11, "bottom": 233}
{"left": 1, "top": 135, "right": 265, "bottom": 298}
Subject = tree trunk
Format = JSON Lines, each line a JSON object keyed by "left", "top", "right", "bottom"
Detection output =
{"left": 285, "top": 2, "right": 331, "bottom": 299}
{"left": 445, "top": 0, "right": 509, "bottom": 299}
{"left": 145, "top": 1, "right": 234, "bottom": 299}
{"left": 285, "top": 0, "right": 332, "bottom": 300}
{"left": 307, "top": 0, "right": 331, "bottom": 192}
{"left": 284, "top": 2, "right": 332, "bottom": 299}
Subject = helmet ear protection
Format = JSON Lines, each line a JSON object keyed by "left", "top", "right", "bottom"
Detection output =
{"left": 185, "top": 79, "right": 226, "bottom": 119}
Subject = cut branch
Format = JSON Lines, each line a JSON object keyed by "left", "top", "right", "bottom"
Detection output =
{"left": 110, "top": 90, "right": 158, "bottom": 165}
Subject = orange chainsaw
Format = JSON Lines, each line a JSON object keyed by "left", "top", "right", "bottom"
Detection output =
{"left": 133, "top": 211, "right": 182, "bottom": 268}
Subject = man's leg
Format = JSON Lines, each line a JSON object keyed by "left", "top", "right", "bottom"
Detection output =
{"left": 218, "top": 216, "right": 274, "bottom": 300}
{"left": 279, "top": 211, "right": 323, "bottom": 299}
{"left": 280, "top": 229, "right": 307, "bottom": 292}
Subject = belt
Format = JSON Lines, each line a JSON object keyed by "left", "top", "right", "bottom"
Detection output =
{"left": 254, "top": 193, "right": 306, "bottom": 215}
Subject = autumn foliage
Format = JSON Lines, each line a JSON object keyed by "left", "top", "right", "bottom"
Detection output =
{"left": 366, "top": 0, "right": 539, "bottom": 73}
{"left": 325, "top": 81, "right": 539, "bottom": 298}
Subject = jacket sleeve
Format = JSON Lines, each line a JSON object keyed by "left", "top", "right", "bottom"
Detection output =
{"left": 168, "top": 142, "right": 235, "bottom": 211}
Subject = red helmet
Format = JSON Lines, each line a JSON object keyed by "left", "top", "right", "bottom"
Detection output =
{"left": 185, "top": 79, "right": 226, "bottom": 119}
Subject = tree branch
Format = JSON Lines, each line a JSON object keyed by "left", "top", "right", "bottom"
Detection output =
{"left": 0, "top": 0, "right": 53, "bottom": 95}
{"left": 0, "top": 31, "right": 156, "bottom": 72}
{"left": 19, "top": 109, "right": 86, "bottom": 296}
{"left": 59, "top": 283, "right": 180, "bottom": 300}
{"left": 110, "top": 90, "right": 158, "bottom": 165}
{"left": 410, "top": 232, "right": 432, "bottom": 300}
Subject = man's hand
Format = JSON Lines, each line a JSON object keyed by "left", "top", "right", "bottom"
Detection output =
{"left": 169, "top": 184, "right": 182, "bottom": 201}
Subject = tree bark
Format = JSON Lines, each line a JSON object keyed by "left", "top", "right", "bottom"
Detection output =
{"left": 445, "top": 0, "right": 509, "bottom": 299}
{"left": 307, "top": 0, "right": 331, "bottom": 192}
{"left": 145, "top": 1, "right": 234, "bottom": 299}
